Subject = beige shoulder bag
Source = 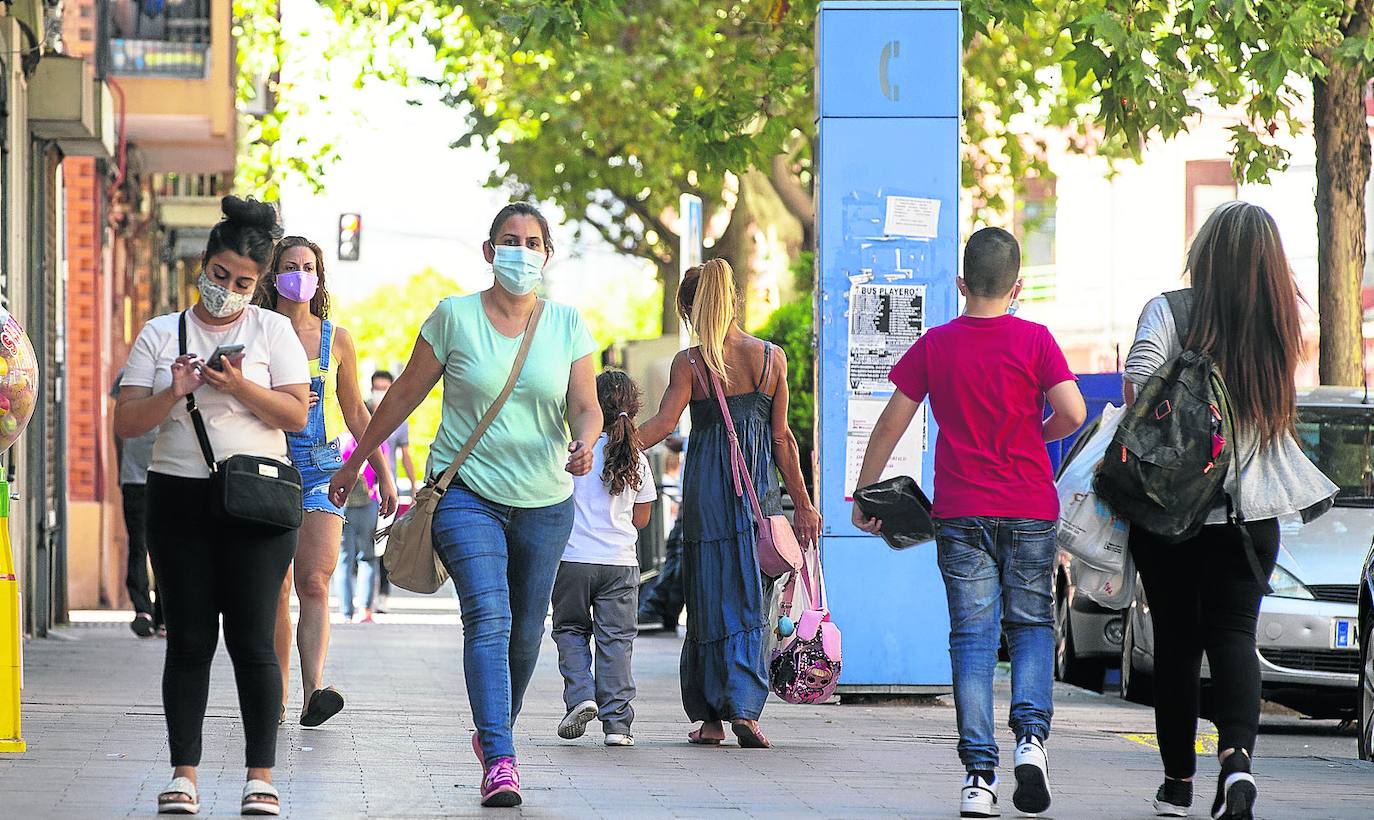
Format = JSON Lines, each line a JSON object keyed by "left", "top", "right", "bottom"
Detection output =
{"left": 381, "top": 299, "right": 545, "bottom": 593}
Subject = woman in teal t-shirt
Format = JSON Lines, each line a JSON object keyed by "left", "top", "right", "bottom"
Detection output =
{"left": 329, "top": 203, "right": 601, "bottom": 809}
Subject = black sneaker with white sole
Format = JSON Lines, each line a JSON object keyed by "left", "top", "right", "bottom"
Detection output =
{"left": 1013, "top": 735, "right": 1052, "bottom": 815}
{"left": 1211, "top": 750, "right": 1256, "bottom": 819}
{"left": 1154, "top": 778, "right": 1193, "bottom": 817}
{"left": 960, "top": 772, "right": 999, "bottom": 818}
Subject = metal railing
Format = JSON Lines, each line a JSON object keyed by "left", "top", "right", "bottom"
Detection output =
{"left": 107, "top": 0, "right": 212, "bottom": 79}
{"left": 152, "top": 172, "right": 231, "bottom": 199}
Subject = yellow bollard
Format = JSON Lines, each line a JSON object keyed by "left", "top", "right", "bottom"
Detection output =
{"left": 0, "top": 477, "right": 24, "bottom": 753}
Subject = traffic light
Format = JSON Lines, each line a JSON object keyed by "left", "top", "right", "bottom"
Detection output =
{"left": 338, "top": 213, "right": 361, "bottom": 261}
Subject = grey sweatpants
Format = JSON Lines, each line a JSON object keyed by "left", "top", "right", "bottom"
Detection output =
{"left": 551, "top": 561, "right": 639, "bottom": 734}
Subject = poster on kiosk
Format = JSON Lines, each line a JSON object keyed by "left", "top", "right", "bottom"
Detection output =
{"left": 817, "top": 2, "right": 961, "bottom": 692}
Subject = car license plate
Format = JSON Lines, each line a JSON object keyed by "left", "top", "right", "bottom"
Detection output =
{"left": 1331, "top": 618, "right": 1357, "bottom": 650}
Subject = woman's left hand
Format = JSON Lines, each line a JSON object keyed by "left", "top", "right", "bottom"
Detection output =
{"left": 565, "top": 440, "right": 595, "bottom": 476}
{"left": 376, "top": 472, "right": 400, "bottom": 519}
{"left": 794, "top": 503, "right": 822, "bottom": 549}
{"left": 199, "top": 355, "right": 247, "bottom": 396}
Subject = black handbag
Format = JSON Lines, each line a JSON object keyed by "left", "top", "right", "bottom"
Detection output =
{"left": 853, "top": 475, "right": 936, "bottom": 550}
{"left": 179, "top": 312, "right": 304, "bottom": 532}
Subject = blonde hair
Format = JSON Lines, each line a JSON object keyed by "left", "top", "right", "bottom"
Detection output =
{"left": 678, "top": 258, "right": 737, "bottom": 381}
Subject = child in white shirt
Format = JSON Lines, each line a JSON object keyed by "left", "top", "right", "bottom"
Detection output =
{"left": 552, "top": 371, "right": 657, "bottom": 747}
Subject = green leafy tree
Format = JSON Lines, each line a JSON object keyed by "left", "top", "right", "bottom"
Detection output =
{"left": 329, "top": 268, "right": 469, "bottom": 473}
{"left": 1066, "top": 0, "right": 1373, "bottom": 384}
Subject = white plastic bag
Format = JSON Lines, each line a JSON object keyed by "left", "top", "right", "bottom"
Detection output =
{"left": 1056, "top": 404, "right": 1130, "bottom": 571}
{"left": 1074, "top": 548, "right": 1136, "bottom": 610}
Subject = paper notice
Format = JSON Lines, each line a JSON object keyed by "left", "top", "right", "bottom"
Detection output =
{"left": 884, "top": 196, "right": 940, "bottom": 238}
{"left": 845, "top": 397, "right": 925, "bottom": 501}
{"left": 848, "top": 283, "right": 926, "bottom": 393}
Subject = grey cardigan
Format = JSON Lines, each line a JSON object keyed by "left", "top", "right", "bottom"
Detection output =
{"left": 1122, "top": 296, "right": 1337, "bottom": 523}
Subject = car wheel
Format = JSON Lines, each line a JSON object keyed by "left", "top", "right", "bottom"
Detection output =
{"left": 1120, "top": 603, "right": 1153, "bottom": 706}
{"left": 1055, "top": 584, "right": 1106, "bottom": 692}
{"left": 1360, "top": 614, "right": 1373, "bottom": 762}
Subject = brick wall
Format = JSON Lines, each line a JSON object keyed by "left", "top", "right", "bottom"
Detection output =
{"left": 64, "top": 157, "right": 104, "bottom": 502}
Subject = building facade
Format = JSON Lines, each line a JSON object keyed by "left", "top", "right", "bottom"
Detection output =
{"left": 0, "top": 0, "right": 236, "bottom": 635}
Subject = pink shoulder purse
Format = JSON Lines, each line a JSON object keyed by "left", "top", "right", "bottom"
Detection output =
{"left": 689, "top": 356, "right": 804, "bottom": 579}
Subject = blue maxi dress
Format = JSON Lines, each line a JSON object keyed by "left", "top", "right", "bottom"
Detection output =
{"left": 679, "top": 344, "right": 782, "bottom": 722}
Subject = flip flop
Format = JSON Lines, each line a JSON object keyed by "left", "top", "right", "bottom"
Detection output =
{"left": 687, "top": 727, "right": 723, "bottom": 746}
{"left": 241, "top": 779, "right": 280, "bottom": 816}
{"left": 731, "top": 721, "right": 771, "bottom": 749}
{"left": 157, "top": 776, "right": 199, "bottom": 815}
{"left": 300, "top": 687, "right": 345, "bottom": 727}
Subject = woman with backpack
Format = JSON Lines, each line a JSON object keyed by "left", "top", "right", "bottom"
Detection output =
{"left": 1121, "top": 201, "right": 1336, "bottom": 820}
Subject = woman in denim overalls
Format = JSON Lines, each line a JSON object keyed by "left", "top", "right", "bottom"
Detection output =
{"left": 257, "top": 237, "right": 398, "bottom": 727}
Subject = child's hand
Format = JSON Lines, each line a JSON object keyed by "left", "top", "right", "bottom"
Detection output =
{"left": 565, "top": 440, "right": 594, "bottom": 476}
{"left": 852, "top": 504, "right": 883, "bottom": 535}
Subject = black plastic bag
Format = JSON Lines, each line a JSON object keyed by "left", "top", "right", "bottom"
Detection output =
{"left": 853, "top": 476, "right": 936, "bottom": 550}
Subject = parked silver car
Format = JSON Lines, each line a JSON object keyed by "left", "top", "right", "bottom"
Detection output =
{"left": 1121, "top": 388, "right": 1367, "bottom": 718}
{"left": 1052, "top": 415, "right": 1123, "bottom": 692}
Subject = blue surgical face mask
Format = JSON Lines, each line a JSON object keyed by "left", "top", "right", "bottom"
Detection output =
{"left": 492, "top": 245, "right": 546, "bottom": 296}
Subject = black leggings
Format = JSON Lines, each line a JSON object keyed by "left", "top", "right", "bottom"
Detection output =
{"left": 1129, "top": 519, "right": 1280, "bottom": 779}
{"left": 145, "top": 472, "right": 297, "bottom": 768}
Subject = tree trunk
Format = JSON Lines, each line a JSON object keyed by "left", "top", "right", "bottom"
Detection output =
{"left": 770, "top": 153, "right": 815, "bottom": 252}
{"left": 1313, "top": 57, "right": 1371, "bottom": 386}
{"left": 713, "top": 169, "right": 806, "bottom": 327}
{"left": 660, "top": 260, "right": 680, "bottom": 336}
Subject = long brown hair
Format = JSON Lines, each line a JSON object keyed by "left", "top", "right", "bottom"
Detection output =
{"left": 1185, "top": 201, "right": 1303, "bottom": 448}
{"left": 596, "top": 370, "right": 644, "bottom": 497}
{"left": 678, "top": 258, "right": 737, "bottom": 381}
{"left": 257, "top": 236, "right": 331, "bottom": 319}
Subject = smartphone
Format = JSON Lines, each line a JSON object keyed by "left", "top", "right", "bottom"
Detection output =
{"left": 206, "top": 344, "right": 246, "bottom": 372}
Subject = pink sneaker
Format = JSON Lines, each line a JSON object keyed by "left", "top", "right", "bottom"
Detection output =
{"left": 480, "top": 758, "right": 521, "bottom": 807}
{"left": 470, "top": 731, "right": 484, "bottom": 776}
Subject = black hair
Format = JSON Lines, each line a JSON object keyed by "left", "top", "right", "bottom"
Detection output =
{"left": 202, "top": 196, "right": 282, "bottom": 272}
{"left": 371, "top": 370, "right": 394, "bottom": 384}
{"left": 963, "top": 227, "right": 1021, "bottom": 297}
{"left": 487, "top": 202, "right": 554, "bottom": 255}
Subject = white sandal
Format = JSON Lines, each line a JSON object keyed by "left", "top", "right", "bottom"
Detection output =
{"left": 241, "top": 779, "right": 281, "bottom": 816}
{"left": 157, "top": 776, "right": 199, "bottom": 815}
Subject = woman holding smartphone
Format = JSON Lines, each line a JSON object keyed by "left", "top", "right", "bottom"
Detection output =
{"left": 256, "top": 236, "right": 398, "bottom": 728}
{"left": 114, "top": 197, "right": 310, "bottom": 815}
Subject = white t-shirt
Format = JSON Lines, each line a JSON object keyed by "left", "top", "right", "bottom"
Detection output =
{"left": 121, "top": 307, "right": 310, "bottom": 479}
{"left": 563, "top": 435, "right": 658, "bottom": 566}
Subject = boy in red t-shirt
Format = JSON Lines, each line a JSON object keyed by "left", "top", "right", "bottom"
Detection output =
{"left": 853, "top": 227, "right": 1086, "bottom": 819}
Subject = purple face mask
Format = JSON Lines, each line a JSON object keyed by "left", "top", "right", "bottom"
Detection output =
{"left": 275, "top": 272, "right": 319, "bottom": 303}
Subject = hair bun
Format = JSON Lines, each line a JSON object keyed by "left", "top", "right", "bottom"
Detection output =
{"left": 220, "top": 196, "right": 283, "bottom": 239}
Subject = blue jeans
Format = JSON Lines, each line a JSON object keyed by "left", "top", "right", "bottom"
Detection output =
{"left": 337, "top": 499, "right": 379, "bottom": 619}
{"left": 935, "top": 516, "right": 1056, "bottom": 771}
{"left": 431, "top": 484, "right": 574, "bottom": 763}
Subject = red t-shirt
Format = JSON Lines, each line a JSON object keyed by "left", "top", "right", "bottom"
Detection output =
{"left": 889, "top": 314, "right": 1076, "bottom": 521}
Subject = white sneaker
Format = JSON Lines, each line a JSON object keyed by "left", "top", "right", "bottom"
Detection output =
{"left": 556, "top": 700, "right": 598, "bottom": 740}
{"left": 1013, "top": 735, "right": 1052, "bottom": 815}
{"left": 961, "top": 773, "right": 999, "bottom": 818}
{"left": 604, "top": 733, "right": 634, "bottom": 747}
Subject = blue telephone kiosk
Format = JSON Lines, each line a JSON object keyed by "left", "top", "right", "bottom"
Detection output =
{"left": 816, "top": 1, "right": 962, "bottom": 693}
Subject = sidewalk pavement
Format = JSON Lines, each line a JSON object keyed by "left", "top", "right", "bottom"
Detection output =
{"left": 1, "top": 594, "right": 1371, "bottom": 819}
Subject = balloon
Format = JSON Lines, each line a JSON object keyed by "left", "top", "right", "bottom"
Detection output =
{"left": 0, "top": 309, "right": 38, "bottom": 455}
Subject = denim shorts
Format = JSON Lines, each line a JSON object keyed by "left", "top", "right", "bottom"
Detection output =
{"left": 289, "top": 439, "right": 346, "bottom": 520}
